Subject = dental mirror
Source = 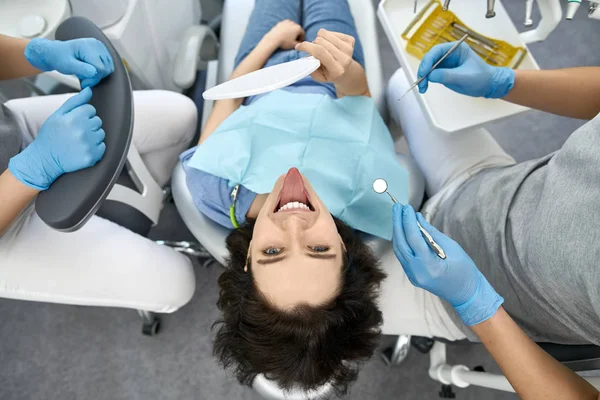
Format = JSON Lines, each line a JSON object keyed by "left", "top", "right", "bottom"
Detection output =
{"left": 373, "top": 178, "right": 399, "bottom": 203}
{"left": 373, "top": 178, "right": 447, "bottom": 260}
{"left": 373, "top": 178, "right": 388, "bottom": 194}
{"left": 203, "top": 56, "right": 321, "bottom": 100}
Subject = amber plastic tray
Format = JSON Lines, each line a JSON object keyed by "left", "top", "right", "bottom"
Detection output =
{"left": 402, "top": 0, "right": 528, "bottom": 68}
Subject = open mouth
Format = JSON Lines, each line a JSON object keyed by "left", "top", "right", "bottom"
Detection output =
{"left": 274, "top": 168, "right": 315, "bottom": 213}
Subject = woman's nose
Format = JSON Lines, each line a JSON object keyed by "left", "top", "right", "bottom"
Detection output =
{"left": 282, "top": 215, "right": 309, "bottom": 232}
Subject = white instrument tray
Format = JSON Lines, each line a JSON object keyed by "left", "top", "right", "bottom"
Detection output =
{"left": 377, "top": 0, "right": 540, "bottom": 133}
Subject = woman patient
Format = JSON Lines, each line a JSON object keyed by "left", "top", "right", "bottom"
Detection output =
{"left": 182, "top": 0, "right": 403, "bottom": 394}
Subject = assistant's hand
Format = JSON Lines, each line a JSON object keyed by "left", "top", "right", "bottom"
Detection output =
{"left": 264, "top": 20, "right": 306, "bottom": 50}
{"left": 25, "top": 38, "right": 114, "bottom": 88}
{"left": 417, "top": 42, "right": 514, "bottom": 99}
{"left": 392, "top": 203, "right": 504, "bottom": 326}
{"left": 8, "top": 87, "right": 106, "bottom": 190}
{"left": 296, "top": 29, "right": 369, "bottom": 96}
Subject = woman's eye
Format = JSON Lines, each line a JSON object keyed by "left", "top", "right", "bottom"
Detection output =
{"left": 311, "top": 245, "right": 331, "bottom": 253}
{"left": 262, "top": 247, "right": 282, "bottom": 256}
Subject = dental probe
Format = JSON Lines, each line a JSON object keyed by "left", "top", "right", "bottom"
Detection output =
{"left": 373, "top": 179, "right": 447, "bottom": 260}
{"left": 398, "top": 34, "right": 468, "bottom": 101}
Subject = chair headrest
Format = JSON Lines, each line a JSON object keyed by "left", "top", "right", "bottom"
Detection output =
{"left": 253, "top": 374, "right": 333, "bottom": 400}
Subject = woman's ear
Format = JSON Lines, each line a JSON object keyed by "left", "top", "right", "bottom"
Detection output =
{"left": 339, "top": 235, "right": 346, "bottom": 253}
{"left": 245, "top": 241, "right": 252, "bottom": 273}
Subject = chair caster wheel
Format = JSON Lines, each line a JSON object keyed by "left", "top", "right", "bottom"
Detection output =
{"left": 439, "top": 384, "right": 456, "bottom": 398}
{"left": 142, "top": 317, "right": 161, "bottom": 336}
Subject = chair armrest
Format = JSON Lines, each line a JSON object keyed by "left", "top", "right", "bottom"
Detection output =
{"left": 173, "top": 25, "right": 219, "bottom": 90}
{"left": 539, "top": 343, "right": 600, "bottom": 372}
{"left": 36, "top": 17, "right": 133, "bottom": 232}
{"left": 200, "top": 60, "right": 220, "bottom": 132}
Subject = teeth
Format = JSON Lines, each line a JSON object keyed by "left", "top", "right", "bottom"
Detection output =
{"left": 277, "top": 201, "right": 311, "bottom": 212}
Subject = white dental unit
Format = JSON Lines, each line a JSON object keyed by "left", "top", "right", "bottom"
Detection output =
{"left": 0, "top": 0, "right": 207, "bottom": 92}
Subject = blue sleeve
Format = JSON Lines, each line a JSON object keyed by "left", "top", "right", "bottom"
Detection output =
{"left": 180, "top": 147, "right": 257, "bottom": 229}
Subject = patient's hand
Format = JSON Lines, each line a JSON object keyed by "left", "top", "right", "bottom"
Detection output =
{"left": 296, "top": 29, "right": 369, "bottom": 97}
{"left": 265, "top": 20, "right": 306, "bottom": 50}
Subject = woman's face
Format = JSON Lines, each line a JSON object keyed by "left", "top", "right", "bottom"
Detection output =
{"left": 249, "top": 168, "right": 344, "bottom": 309}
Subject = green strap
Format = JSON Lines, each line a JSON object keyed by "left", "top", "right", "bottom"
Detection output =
{"left": 229, "top": 205, "right": 240, "bottom": 229}
{"left": 229, "top": 184, "right": 241, "bottom": 229}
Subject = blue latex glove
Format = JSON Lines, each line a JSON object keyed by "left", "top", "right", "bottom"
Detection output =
{"left": 25, "top": 38, "right": 114, "bottom": 88}
{"left": 392, "top": 203, "right": 504, "bottom": 326}
{"left": 8, "top": 87, "right": 106, "bottom": 190}
{"left": 417, "top": 42, "right": 515, "bottom": 99}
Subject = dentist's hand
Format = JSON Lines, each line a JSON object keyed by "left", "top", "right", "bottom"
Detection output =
{"left": 392, "top": 204, "right": 504, "bottom": 326}
{"left": 417, "top": 42, "right": 514, "bottom": 99}
{"left": 9, "top": 87, "right": 106, "bottom": 190}
{"left": 25, "top": 38, "right": 114, "bottom": 88}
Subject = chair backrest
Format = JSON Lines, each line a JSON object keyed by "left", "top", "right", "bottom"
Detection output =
{"left": 35, "top": 17, "right": 133, "bottom": 232}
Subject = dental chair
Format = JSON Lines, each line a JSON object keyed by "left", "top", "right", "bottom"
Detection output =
{"left": 0, "top": 17, "right": 196, "bottom": 336}
{"left": 170, "top": 0, "right": 425, "bottom": 398}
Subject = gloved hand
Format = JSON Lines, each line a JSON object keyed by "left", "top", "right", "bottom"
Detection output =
{"left": 417, "top": 42, "right": 515, "bottom": 99}
{"left": 9, "top": 87, "right": 106, "bottom": 190}
{"left": 25, "top": 38, "right": 114, "bottom": 88}
{"left": 392, "top": 203, "right": 504, "bottom": 326}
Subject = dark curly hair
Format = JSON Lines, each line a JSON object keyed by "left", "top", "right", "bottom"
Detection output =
{"left": 213, "top": 216, "right": 387, "bottom": 397}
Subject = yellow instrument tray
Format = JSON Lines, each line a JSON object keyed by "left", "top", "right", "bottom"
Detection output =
{"left": 402, "top": 0, "right": 528, "bottom": 69}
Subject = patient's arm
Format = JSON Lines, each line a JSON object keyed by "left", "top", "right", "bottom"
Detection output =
{"left": 297, "top": 30, "right": 370, "bottom": 98}
{"left": 0, "top": 34, "right": 40, "bottom": 80}
{"left": 472, "top": 307, "right": 600, "bottom": 400}
{"left": 504, "top": 68, "right": 600, "bottom": 120}
{"left": 0, "top": 170, "right": 39, "bottom": 236}
{"left": 199, "top": 21, "right": 304, "bottom": 145}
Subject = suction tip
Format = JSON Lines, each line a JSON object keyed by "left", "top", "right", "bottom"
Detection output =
{"left": 566, "top": 2, "right": 581, "bottom": 19}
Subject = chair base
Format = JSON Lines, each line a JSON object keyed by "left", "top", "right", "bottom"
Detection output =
{"left": 381, "top": 334, "right": 411, "bottom": 367}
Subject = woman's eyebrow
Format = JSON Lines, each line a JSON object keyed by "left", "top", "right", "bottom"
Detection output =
{"left": 306, "top": 253, "right": 337, "bottom": 260}
{"left": 256, "top": 256, "right": 287, "bottom": 265}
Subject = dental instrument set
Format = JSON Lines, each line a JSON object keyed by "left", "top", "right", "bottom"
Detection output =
{"left": 441, "top": 0, "right": 496, "bottom": 18}
{"left": 397, "top": 33, "right": 468, "bottom": 101}
{"left": 373, "top": 179, "right": 447, "bottom": 260}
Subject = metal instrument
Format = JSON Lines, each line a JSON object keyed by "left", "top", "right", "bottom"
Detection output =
{"left": 486, "top": 0, "right": 497, "bottom": 18}
{"left": 452, "top": 23, "right": 497, "bottom": 48}
{"left": 397, "top": 33, "right": 468, "bottom": 101}
{"left": 373, "top": 179, "right": 447, "bottom": 260}
{"left": 442, "top": 0, "right": 451, "bottom": 11}
{"left": 525, "top": 0, "right": 535, "bottom": 26}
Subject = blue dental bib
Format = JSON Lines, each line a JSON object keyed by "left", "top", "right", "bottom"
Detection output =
{"left": 188, "top": 90, "right": 408, "bottom": 240}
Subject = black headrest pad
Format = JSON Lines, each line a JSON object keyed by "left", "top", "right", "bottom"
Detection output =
{"left": 35, "top": 17, "right": 133, "bottom": 232}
